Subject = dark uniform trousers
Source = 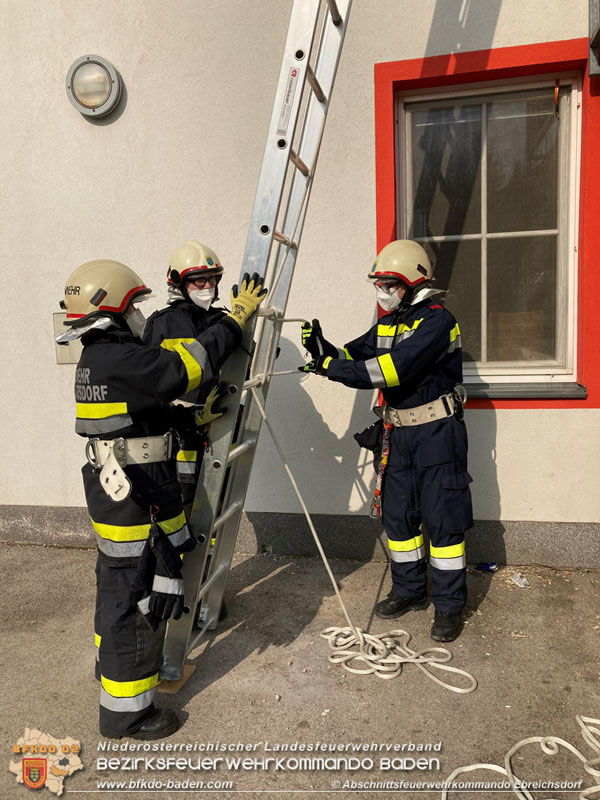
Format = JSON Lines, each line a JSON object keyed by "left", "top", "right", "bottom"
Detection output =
{"left": 76, "top": 317, "right": 241, "bottom": 737}
{"left": 324, "top": 296, "right": 473, "bottom": 613}
{"left": 381, "top": 415, "right": 472, "bottom": 613}
{"left": 95, "top": 559, "right": 166, "bottom": 735}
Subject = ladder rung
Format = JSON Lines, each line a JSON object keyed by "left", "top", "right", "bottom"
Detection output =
{"left": 257, "top": 305, "right": 279, "bottom": 318}
{"left": 306, "top": 64, "right": 325, "bottom": 103}
{"left": 227, "top": 436, "right": 257, "bottom": 463}
{"left": 196, "top": 563, "right": 226, "bottom": 602}
{"left": 212, "top": 500, "right": 243, "bottom": 532}
{"left": 290, "top": 149, "right": 309, "bottom": 176}
{"left": 326, "top": 0, "right": 343, "bottom": 26}
{"left": 273, "top": 230, "right": 292, "bottom": 247}
{"left": 243, "top": 376, "right": 265, "bottom": 390}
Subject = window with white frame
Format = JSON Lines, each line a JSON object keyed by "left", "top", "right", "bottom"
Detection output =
{"left": 397, "top": 78, "right": 581, "bottom": 393}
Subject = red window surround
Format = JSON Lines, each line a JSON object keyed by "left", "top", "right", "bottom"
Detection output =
{"left": 374, "top": 38, "right": 598, "bottom": 409}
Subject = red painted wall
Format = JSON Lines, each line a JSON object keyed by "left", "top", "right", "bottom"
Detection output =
{"left": 374, "top": 39, "right": 599, "bottom": 409}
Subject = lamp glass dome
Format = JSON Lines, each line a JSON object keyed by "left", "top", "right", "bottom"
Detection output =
{"left": 72, "top": 62, "right": 111, "bottom": 109}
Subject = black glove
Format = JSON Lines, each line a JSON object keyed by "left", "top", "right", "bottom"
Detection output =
{"left": 133, "top": 517, "right": 195, "bottom": 628}
{"left": 168, "top": 404, "right": 197, "bottom": 438}
{"left": 195, "top": 381, "right": 229, "bottom": 426}
{"left": 298, "top": 354, "right": 331, "bottom": 375}
{"left": 301, "top": 319, "right": 338, "bottom": 360}
{"left": 147, "top": 526, "right": 186, "bottom": 621}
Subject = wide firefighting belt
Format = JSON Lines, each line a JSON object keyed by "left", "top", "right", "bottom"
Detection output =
{"left": 370, "top": 390, "right": 466, "bottom": 517}
{"left": 85, "top": 433, "right": 173, "bottom": 503}
{"left": 384, "top": 393, "right": 455, "bottom": 427}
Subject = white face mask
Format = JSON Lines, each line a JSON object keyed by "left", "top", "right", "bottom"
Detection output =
{"left": 189, "top": 287, "right": 215, "bottom": 310}
{"left": 376, "top": 286, "right": 403, "bottom": 312}
{"left": 126, "top": 308, "right": 147, "bottom": 338}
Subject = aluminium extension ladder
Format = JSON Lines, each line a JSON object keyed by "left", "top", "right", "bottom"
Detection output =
{"left": 161, "top": 0, "right": 353, "bottom": 681}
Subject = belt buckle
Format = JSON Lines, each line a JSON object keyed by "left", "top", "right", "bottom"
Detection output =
{"left": 112, "top": 437, "right": 127, "bottom": 467}
{"left": 385, "top": 406, "right": 405, "bottom": 428}
{"left": 85, "top": 438, "right": 100, "bottom": 469}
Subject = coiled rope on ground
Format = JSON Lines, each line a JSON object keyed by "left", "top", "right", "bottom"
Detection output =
{"left": 251, "top": 386, "right": 477, "bottom": 695}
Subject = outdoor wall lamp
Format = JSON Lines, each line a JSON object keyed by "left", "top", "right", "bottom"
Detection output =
{"left": 66, "top": 55, "right": 122, "bottom": 117}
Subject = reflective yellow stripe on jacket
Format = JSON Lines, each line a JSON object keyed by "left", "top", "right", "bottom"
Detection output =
{"left": 159, "top": 338, "right": 196, "bottom": 351}
{"left": 76, "top": 402, "right": 132, "bottom": 435}
{"left": 365, "top": 353, "right": 401, "bottom": 388}
{"left": 172, "top": 342, "right": 203, "bottom": 393}
{"left": 77, "top": 402, "right": 128, "bottom": 418}
{"left": 448, "top": 324, "right": 461, "bottom": 353}
{"left": 176, "top": 450, "right": 197, "bottom": 462}
{"left": 376, "top": 318, "right": 423, "bottom": 350}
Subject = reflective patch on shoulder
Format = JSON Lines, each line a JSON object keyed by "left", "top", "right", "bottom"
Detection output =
{"left": 160, "top": 337, "right": 196, "bottom": 351}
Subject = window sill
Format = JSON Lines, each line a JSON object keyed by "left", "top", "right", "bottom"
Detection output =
{"left": 464, "top": 382, "right": 587, "bottom": 399}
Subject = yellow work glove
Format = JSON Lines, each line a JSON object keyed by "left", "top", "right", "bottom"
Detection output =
{"left": 227, "top": 272, "right": 268, "bottom": 330}
{"left": 194, "top": 382, "right": 229, "bottom": 426}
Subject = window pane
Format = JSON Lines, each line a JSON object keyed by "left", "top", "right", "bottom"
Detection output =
{"left": 409, "top": 105, "right": 481, "bottom": 237}
{"left": 487, "top": 94, "right": 559, "bottom": 233}
{"left": 487, "top": 236, "right": 557, "bottom": 361}
{"left": 423, "top": 239, "right": 481, "bottom": 362}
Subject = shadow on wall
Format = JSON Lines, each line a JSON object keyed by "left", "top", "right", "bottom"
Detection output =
{"left": 84, "top": 81, "right": 128, "bottom": 126}
{"left": 465, "top": 398, "right": 507, "bottom": 567}
{"left": 246, "top": 331, "right": 386, "bottom": 561}
{"left": 422, "top": 0, "right": 503, "bottom": 70}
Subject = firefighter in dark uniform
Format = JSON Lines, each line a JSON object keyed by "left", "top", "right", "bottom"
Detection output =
{"left": 142, "top": 241, "right": 229, "bottom": 512}
{"left": 57, "top": 259, "right": 266, "bottom": 739}
{"left": 299, "top": 240, "right": 472, "bottom": 642}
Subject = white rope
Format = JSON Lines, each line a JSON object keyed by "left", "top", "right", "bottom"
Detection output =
{"left": 441, "top": 715, "right": 600, "bottom": 800}
{"left": 250, "top": 387, "right": 477, "bottom": 695}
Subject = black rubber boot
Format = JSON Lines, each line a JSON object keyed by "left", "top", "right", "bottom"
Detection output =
{"left": 374, "top": 592, "right": 428, "bottom": 619}
{"left": 101, "top": 707, "right": 181, "bottom": 740}
{"left": 431, "top": 610, "right": 461, "bottom": 642}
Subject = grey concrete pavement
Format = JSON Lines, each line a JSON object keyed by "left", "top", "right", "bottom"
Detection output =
{"left": 1, "top": 542, "right": 599, "bottom": 799}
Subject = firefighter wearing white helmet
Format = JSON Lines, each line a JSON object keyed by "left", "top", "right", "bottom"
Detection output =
{"left": 143, "top": 241, "right": 232, "bottom": 514}
{"left": 165, "top": 240, "right": 225, "bottom": 307}
{"left": 57, "top": 258, "right": 267, "bottom": 739}
{"left": 299, "top": 240, "right": 472, "bottom": 643}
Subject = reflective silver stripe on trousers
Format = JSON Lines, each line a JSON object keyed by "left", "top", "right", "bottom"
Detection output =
{"left": 176, "top": 462, "right": 196, "bottom": 476}
{"left": 181, "top": 341, "right": 213, "bottom": 382}
{"left": 430, "top": 555, "right": 467, "bottom": 571}
{"left": 152, "top": 575, "right": 184, "bottom": 595}
{"left": 365, "top": 358, "right": 386, "bottom": 388}
{"left": 447, "top": 335, "right": 462, "bottom": 353}
{"left": 388, "top": 546, "right": 426, "bottom": 563}
{"left": 138, "top": 595, "right": 151, "bottom": 614}
{"left": 95, "top": 536, "right": 146, "bottom": 558}
{"left": 167, "top": 525, "right": 193, "bottom": 548}
{"left": 95, "top": 524, "right": 192, "bottom": 558}
{"left": 100, "top": 686, "right": 156, "bottom": 713}
{"left": 76, "top": 414, "right": 133, "bottom": 435}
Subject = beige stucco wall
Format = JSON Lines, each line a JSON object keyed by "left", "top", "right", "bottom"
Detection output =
{"left": 0, "top": 0, "right": 595, "bottom": 523}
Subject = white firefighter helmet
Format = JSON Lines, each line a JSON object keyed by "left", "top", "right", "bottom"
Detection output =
{"left": 166, "top": 240, "right": 224, "bottom": 287}
{"left": 367, "top": 240, "right": 433, "bottom": 287}
{"left": 61, "top": 259, "right": 151, "bottom": 327}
